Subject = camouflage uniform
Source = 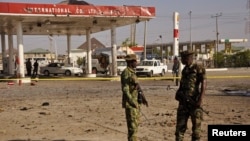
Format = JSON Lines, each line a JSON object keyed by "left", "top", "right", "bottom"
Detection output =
{"left": 121, "top": 67, "right": 140, "bottom": 141}
{"left": 175, "top": 63, "right": 206, "bottom": 141}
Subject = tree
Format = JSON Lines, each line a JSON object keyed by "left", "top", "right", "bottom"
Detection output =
{"left": 235, "top": 50, "right": 250, "bottom": 67}
{"left": 215, "top": 52, "right": 225, "bottom": 68}
{"left": 216, "top": 49, "right": 250, "bottom": 68}
{"left": 76, "top": 57, "right": 85, "bottom": 67}
{"left": 121, "top": 38, "right": 137, "bottom": 47}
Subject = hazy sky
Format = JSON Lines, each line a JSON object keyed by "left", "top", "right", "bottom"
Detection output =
{"left": 1, "top": 0, "right": 249, "bottom": 54}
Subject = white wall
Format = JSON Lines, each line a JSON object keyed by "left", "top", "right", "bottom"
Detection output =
{"left": 69, "top": 49, "right": 87, "bottom": 67}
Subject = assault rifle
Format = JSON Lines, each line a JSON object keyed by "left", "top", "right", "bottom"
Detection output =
{"left": 176, "top": 91, "right": 209, "bottom": 115}
{"left": 136, "top": 83, "right": 148, "bottom": 107}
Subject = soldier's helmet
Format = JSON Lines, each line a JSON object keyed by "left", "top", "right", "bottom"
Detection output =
{"left": 125, "top": 54, "right": 137, "bottom": 61}
{"left": 180, "top": 50, "right": 194, "bottom": 57}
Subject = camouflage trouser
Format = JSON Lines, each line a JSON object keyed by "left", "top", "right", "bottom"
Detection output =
{"left": 175, "top": 104, "right": 203, "bottom": 141}
{"left": 125, "top": 107, "right": 140, "bottom": 141}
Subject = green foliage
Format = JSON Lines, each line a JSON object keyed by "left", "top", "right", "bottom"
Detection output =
{"left": 121, "top": 38, "right": 137, "bottom": 47}
{"left": 215, "top": 52, "right": 225, "bottom": 68}
{"left": 121, "top": 38, "right": 130, "bottom": 46}
{"left": 234, "top": 50, "right": 250, "bottom": 67}
{"left": 214, "top": 50, "right": 250, "bottom": 68}
{"left": 76, "top": 57, "right": 85, "bottom": 66}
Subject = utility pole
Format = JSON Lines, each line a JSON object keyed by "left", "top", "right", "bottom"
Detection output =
{"left": 246, "top": 0, "right": 250, "bottom": 46}
{"left": 159, "top": 35, "right": 163, "bottom": 62}
{"left": 48, "top": 35, "right": 53, "bottom": 62}
{"left": 143, "top": 20, "right": 148, "bottom": 60}
{"left": 189, "top": 11, "right": 192, "bottom": 51}
{"left": 211, "top": 13, "right": 222, "bottom": 68}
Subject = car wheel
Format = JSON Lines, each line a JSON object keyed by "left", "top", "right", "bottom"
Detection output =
{"left": 65, "top": 70, "right": 71, "bottom": 76}
{"left": 44, "top": 70, "right": 50, "bottom": 76}
{"left": 148, "top": 71, "right": 153, "bottom": 77}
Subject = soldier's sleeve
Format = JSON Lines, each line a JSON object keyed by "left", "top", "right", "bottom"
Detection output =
{"left": 121, "top": 69, "right": 137, "bottom": 108}
{"left": 197, "top": 65, "right": 207, "bottom": 81}
{"left": 197, "top": 65, "right": 207, "bottom": 104}
{"left": 200, "top": 66, "right": 207, "bottom": 80}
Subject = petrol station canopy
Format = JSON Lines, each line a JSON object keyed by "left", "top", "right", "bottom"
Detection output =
{"left": 0, "top": 1, "right": 155, "bottom": 35}
{"left": 0, "top": 1, "right": 155, "bottom": 78}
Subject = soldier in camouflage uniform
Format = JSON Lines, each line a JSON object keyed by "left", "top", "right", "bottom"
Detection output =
{"left": 175, "top": 50, "right": 207, "bottom": 141}
{"left": 121, "top": 54, "right": 140, "bottom": 141}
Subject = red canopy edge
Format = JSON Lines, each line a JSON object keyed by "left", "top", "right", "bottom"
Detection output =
{"left": 0, "top": 2, "right": 155, "bottom": 17}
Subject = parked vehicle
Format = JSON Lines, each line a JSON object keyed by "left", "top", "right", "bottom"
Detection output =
{"left": 117, "top": 59, "right": 127, "bottom": 75}
{"left": 40, "top": 63, "right": 83, "bottom": 76}
{"left": 136, "top": 59, "right": 168, "bottom": 77}
{"left": 82, "top": 59, "right": 109, "bottom": 74}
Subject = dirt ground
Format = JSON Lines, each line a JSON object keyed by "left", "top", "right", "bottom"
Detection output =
{"left": 0, "top": 68, "right": 250, "bottom": 141}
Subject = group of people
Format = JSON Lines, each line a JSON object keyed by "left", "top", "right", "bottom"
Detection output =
{"left": 25, "top": 59, "right": 39, "bottom": 77}
{"left": 120, "top": 50, "right": 207, "bottom": 141}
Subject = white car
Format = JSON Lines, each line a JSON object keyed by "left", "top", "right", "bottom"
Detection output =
{"left": 117, "top": 59, "right": 127, "bottom": 75}
{"left": 136, "top": 59, "right": 167, "bottom": 77}
{"left": 40, "top": 63, "right": 83, "bottom": 76}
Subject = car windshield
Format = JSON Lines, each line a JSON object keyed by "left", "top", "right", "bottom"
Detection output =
{"left": 47, "top": 63, "right": 65, "bottom": 67}
{"left": 140, "top": 61, "right": 153, "bottom": 66}
{"left": 64, "top": 64, "right": 73, "bottom": 67}
{"left": 117, "top": 61, "right": 127, "bottom": 66}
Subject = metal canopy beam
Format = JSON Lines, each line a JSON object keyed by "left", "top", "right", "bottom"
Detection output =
{"left": 0, "top": 2, "right": 155, "bottom": 35}
{"left": 0, "top": 1, "right": 155, "bottom": 78}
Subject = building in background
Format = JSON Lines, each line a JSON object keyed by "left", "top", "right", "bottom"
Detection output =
{"left": 24, "top": 48, "right": 56, "bottom": 66}
{"left": 77, "top": 37, "right": 106, "bottom": 51}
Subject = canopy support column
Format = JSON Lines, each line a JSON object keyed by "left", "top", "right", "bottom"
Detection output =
{"left": 111, "top": 21, "right": 117, "bottom": 77}
{"left": 1, "top": 32, "right": 7, "bottom": 74}
{"left": 143, "top": 20, "right": 148, "bottom": 60}
{"left": 16, "top": 21, "right": 25, "bottom": 78}
{"left": 85, "top": 28, "right": 95, "bottom": 77}
{"left": 67, "top": 33, "right": 71, "bottom": 64}
{"left": 7, "top": 26, "right": 14, "bottom": 76}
